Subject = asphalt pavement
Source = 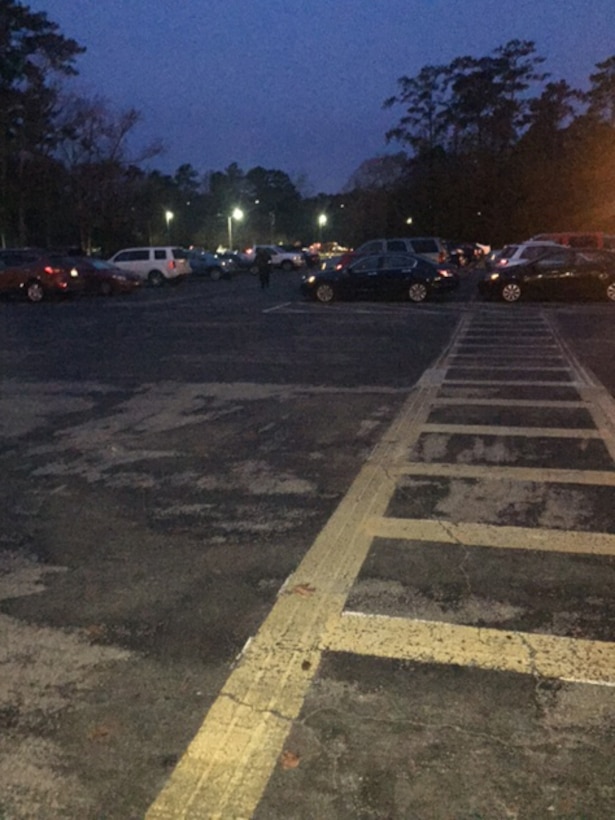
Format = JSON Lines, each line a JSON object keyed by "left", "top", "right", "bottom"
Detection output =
{"left": 0, "top": 267, "right": 614, "bottom": 818}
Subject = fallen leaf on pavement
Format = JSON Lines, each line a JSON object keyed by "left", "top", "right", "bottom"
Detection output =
{"left": 280, "top": 750, "right": 301, "bottom": 769}
{"left": 290, "top": 583, "right": 316, "bottom": 598}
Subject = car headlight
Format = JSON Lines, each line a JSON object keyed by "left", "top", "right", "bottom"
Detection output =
{"left": 305, "top": 275, "right": 316, "bottom": 284}
{"left": 489, "top": 272, "right": 500, "bottom": 281}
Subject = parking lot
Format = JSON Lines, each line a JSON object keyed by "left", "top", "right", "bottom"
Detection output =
{"left": 1, "top": 268, "right": 614, "bottom": 818}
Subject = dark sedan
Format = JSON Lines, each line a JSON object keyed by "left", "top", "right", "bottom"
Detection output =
{"left": 70, "top": 257, "right": 143, "bottom": 295}
{"left": 300, "top": 252, "right": 459, "bottom": 304}
{"left": 478, "top": 248, "right": 615, "bottom": 303}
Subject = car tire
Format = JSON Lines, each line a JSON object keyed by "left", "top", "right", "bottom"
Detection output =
{"left": 408, "top": 282, "right": 429, "bottom": 303}
{"left": 501, "top": 282, "right": 522, "bottom": 302}
{"left": 315, "top": 283, "right": 335, "bottom": 303}
{"left": 148, "top": 270, "right": 165, "bottom": 287}
{"left": 25, "top": 280, "right": 45, "bottom": 303}
{"left": 281, "top": 260, "right": 294, "bottom": 272}
{"left": 209, "top": 267, "right": 222, "bottom": 281}
{"left": 606, "top": 281, "right": 615, "bottom": 302}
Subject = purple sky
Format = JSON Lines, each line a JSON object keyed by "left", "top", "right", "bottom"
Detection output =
{"left": 29, "top": 0, "right": 615, "bottom": 194}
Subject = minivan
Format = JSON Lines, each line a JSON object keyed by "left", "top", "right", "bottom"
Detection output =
{"left": 108, "top": 247, "right": 191, "bottom": 286}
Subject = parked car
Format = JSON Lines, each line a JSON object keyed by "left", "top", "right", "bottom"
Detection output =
{"left": 446, "top": 240, "right": 489, "bottom": 267}
{"left": 244, "top": 245, "right": 306, "bottom": 271}
{"left": 531, "top": 232, "right": 615, "bottom": 250}
{"left": 0, "top": 248, "right": 84, "bottom": 302}
{"left": 491, "top": 240, "right": 565, "bottom": 269}
{"left": 301, "top": 252, "right": 458, "bottom": 303}
{"left": 187, "top": 249, "right": 235, "bottom": 280}
{"left": 68, "top": 257, "right": 143, "bottom": 295}
{"left": 338, "top": 237, "right": 450, "bottom": 269}
{"left": 107, "top": 246, "right": 190, "bottom": 286}
{"left": 478, "top": 247, "right": 615, "bottom": 303}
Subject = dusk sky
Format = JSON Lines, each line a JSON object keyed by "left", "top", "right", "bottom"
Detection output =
{"left": 29, "top": 0, "right": 615, "bottom": 194}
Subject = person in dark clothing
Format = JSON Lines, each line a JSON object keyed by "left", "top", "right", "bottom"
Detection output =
{"left": 255, "top": 246, "right": 272, "bottom": 289}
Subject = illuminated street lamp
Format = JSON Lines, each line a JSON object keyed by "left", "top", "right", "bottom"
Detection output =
{"left": 165, "top": 209, "right": 174, "bottom": 239}
{"left": 318, "top": 213, "right": 327, "bottom": 243}
{"left": 227, "top": 207, "right": 244, "bottom": 250}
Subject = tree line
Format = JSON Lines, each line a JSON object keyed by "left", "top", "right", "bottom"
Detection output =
{"left": 2, "top": 1, "right": 615, "bottom": 253}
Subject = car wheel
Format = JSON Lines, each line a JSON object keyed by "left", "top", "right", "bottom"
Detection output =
{"left": 606, "top": 281, "right": 615, "bottom": 302}
{"left": 25, "top": 280, "right": 45, "bottom": 303}
{"left": 99, "top": 280, "right": 113, "bottom": 297}
{"left": 408, "top": 282, "right": 428, "bottom": 303}
{"left": 281, "top": 260, "right": 294, "bottom": 272}
{"left": 315, "top": 283, "right": 335, "bottom": 303}
{"left": 501, "top": 281, "right": 522, "bottom": 302}
{"left": 209, "top": 267, "right": 222, "bottom": 281}
{"left": 148, "top": 270, "right": 165, "bottom": 287}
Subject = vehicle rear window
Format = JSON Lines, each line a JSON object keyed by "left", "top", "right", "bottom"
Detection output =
{"left": 384, "top": 254, "right": 417, "bottom": 269}
{"left": 0, "top": 252, "right": 38, "bottom": 267}
{"left": 358, "top": 241, "right": 383, "bottom": 254}
{"left": 172, "top": 248, "right": 187, "bottom": 259}
{"left": 116, "top": 250, "right": 149, "bottom": 262}
{"left": 410, "top": 239, "right": 438, "bottom": 254}
{"left": 500, "top": 245, "right": 518, "bottom": 257}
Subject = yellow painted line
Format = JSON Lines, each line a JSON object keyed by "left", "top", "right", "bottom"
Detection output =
{"left": 146, "top": 382, "right": 441, "bottom": 819}
{"left": 396, "top": 461, "right": 615, "bottom": 486}
{"left": 324, "top": 613, "right": 615, "bottom": 686}
{"left": 433, "top": 398, "right": 586, "bottom": 408}
{"left": 443, "top": 379, "right": 578, "bottom": 387}
{"left": 364, "top": 516, "right": 615, "bottom": 556}
{"left": 421, "top": 423, "right": 600, "bottom": 438}
{"left": 446, "top": 365, "right": 570, "bottom": 372}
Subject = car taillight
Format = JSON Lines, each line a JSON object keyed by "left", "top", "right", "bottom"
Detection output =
{"left": 44, "top": 265, "right": 63, "bottom": 275}
{"left": 169, "top": 260, "right": 176, "bottom": 270}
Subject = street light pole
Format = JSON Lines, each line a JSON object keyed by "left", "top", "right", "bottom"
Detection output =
{"left": 227, "top": 207, "right": 244, "bottom": 250}
{"left": 165, "top": 210, "right": 174, "bottom": 240}
{"left": 318, "top": 213, "right": 327, "bottom": 244}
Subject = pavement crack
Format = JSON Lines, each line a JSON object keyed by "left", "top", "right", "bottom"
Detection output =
{"left": 220, "top": 691, "right": 294, "bottom": 725}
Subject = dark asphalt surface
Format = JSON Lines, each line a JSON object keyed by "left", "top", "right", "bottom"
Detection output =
{"left": 0, "top": 266, "right": 614, "bottom": 818}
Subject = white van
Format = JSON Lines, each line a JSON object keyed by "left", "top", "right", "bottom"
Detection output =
{"left": 108, "top": 247, "right": 191, "bottom": 286}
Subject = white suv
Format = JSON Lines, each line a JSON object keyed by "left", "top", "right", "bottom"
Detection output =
{"left": 246, "top": 245, "right": 305, "bottom": 271}
{"left": 493, "top": 241, "right": 565, "bottom": 269}
{"left": 108, "top": 246, "right": 191, "bottom": 286}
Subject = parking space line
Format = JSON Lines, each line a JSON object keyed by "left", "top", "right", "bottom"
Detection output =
{"left": 325, "top": 613, "right": 615, "bottom": 686}
{"left": 421, "top": 423, "right": 600, "bottom": 438}
{"left": 444, "top": 379, "right": 581, "bottom": 387}
{"left": 433, "top": 398, "right": 587, "bottom": 408}
{"left": 364, "top": 516, "right": 615, "bottom": 556}
{"left": 445, "top": 365, "right": 571, "bottom": 372}
{"left": 395, "top": 461, "right": 615, "bottom": 485}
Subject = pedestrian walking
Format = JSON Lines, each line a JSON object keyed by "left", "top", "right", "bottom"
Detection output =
{"left": 255, "top": 246, "right": 272, "bottom": 289}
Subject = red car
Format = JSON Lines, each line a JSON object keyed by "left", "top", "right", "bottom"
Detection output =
{"left": 0, "top": 249, "right": 84, "bottom": 302}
